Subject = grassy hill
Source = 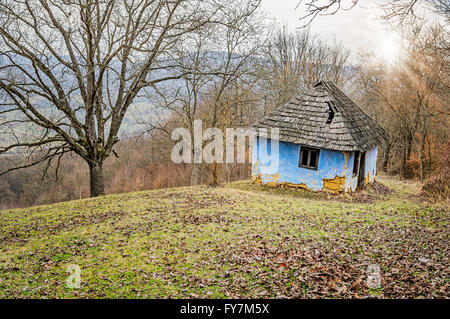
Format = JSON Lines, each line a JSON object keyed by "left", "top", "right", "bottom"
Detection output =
{"left": 0, "top": 175, "right": 448, "bottom": 299}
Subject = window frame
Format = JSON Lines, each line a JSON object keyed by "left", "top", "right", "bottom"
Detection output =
{"left": 298, "top": 146, "right": 320, "bottom": 171}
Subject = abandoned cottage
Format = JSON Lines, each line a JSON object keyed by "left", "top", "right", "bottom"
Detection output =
{"left": 252, "top": 81, "right": 386, "bottom": 193}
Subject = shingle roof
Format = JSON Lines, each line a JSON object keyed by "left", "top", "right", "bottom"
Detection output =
{"left": 253, "top": 81, "right": 387, "bottom": 152}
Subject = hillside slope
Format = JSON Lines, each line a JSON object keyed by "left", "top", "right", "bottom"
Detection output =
{"left": 0, "top": 175, "right": 448, "bottom": 298}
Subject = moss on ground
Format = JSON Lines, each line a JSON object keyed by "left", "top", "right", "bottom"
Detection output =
{"left": 0, "top": 175, "right": 448, "bottom": 298}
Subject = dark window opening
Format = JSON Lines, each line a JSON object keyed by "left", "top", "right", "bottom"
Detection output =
{"left": 298, "top": 146, "right": 320, "bottom": 170}
{"left": 326, "top": 101, "right": 336, "bottom": 124}
{"left": 353, "top": 151, "right": 360, "bottom": 176}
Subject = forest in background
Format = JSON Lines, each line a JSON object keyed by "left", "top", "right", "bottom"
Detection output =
{"left": 0, "top": 0, "right": 448, "bottom": 209}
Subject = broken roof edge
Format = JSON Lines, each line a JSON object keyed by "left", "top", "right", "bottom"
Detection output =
{"left": 250, "top": 128, "right": 383, "bottom": 152}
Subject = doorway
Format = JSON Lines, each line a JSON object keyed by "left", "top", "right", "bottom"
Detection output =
{"left": 357, "top": 152, "right": 366, "bottom": 188}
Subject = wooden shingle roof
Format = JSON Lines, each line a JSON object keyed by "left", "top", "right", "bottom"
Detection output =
{"left": 254, "top": 81, "right": 387, "bottom": 152}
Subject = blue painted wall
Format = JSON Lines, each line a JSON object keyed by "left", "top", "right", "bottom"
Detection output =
{"left": 364, "top": 146, "right": 378, "bottom": 183}
{"left": 252, "top": 137, "right": 378, "bottom": 192}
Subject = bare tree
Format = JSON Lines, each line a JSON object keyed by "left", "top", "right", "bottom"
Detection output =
{"left": 258, "top": 27, "right": 350, "bottom": 111}
{"left": 143, "top": 0, "right": 267, "bottom": 186}
{"left": 354, "top": 23, "right": 449, "bottom": 179}
{"left": 0, "top": 0, "right": 245, "bottom": 197}
{"left": 296, "top": 0, "right": 449, "bottom": 26}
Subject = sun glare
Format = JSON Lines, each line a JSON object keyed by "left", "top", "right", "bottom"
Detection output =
{"left": 377, "top": 36, "right": 402, "bottom": 64}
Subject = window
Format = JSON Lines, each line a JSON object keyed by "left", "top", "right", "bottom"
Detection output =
{"left": 353, "top": 151, "right": 360, "bottom": 176}
{"left": 298, "top": 147, "right": 320, "bottom": 170}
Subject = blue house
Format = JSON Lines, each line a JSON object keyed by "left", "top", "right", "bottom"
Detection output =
{"left": 252, "top": 81, "right": 386, "bottom": 193}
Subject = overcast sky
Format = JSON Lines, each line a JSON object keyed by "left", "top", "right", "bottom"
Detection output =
{"left": 260, "top": 0, "right": 442, "bottom": 62}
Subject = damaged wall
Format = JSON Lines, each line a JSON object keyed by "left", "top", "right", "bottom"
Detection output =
{"left": 364, "top": 147, "right": 378, "bottom": 185}
{"left": 344, "top": 151, "right": 358, "bottom": 192}
{"left": 251, "top": 137, "right": 378, "bottom": 193}
{"left": 342, "top": 146, "right": 378, "bottom": 192}
{"left": 252, "top": 137, "right": 348, "bottom": 192}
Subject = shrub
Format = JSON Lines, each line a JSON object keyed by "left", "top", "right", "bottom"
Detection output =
{"left": 422, "top": 154, "right": 450, "bottom": 201}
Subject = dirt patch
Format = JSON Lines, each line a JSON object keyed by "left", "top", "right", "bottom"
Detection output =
{"left": 367, "top": 181, "right": 396, "bottom": 195}
{"left": 348, "top": 191, "right": 375, "bottom": 204}
{"left": 337, "top": 181, "right": 394, "bottom": 204}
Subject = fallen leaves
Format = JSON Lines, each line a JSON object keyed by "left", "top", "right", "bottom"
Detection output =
{"left": 0, "top": 179, "right": 448, "bottom": 299}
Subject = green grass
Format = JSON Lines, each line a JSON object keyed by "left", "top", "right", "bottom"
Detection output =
{"left": 0, "top": 174, "right": 448, "bottom": 298}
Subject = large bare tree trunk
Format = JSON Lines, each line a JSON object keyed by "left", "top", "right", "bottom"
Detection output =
{"left": 89, "top": 161, "right": 105, "bottom": 197}
{"left": 0, "top": 0, "right": 244, "bottom": 198}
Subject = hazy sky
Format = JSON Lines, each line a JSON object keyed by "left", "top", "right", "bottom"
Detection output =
{"left": 260, "top": 0, "right": 441, "bottom": 62}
